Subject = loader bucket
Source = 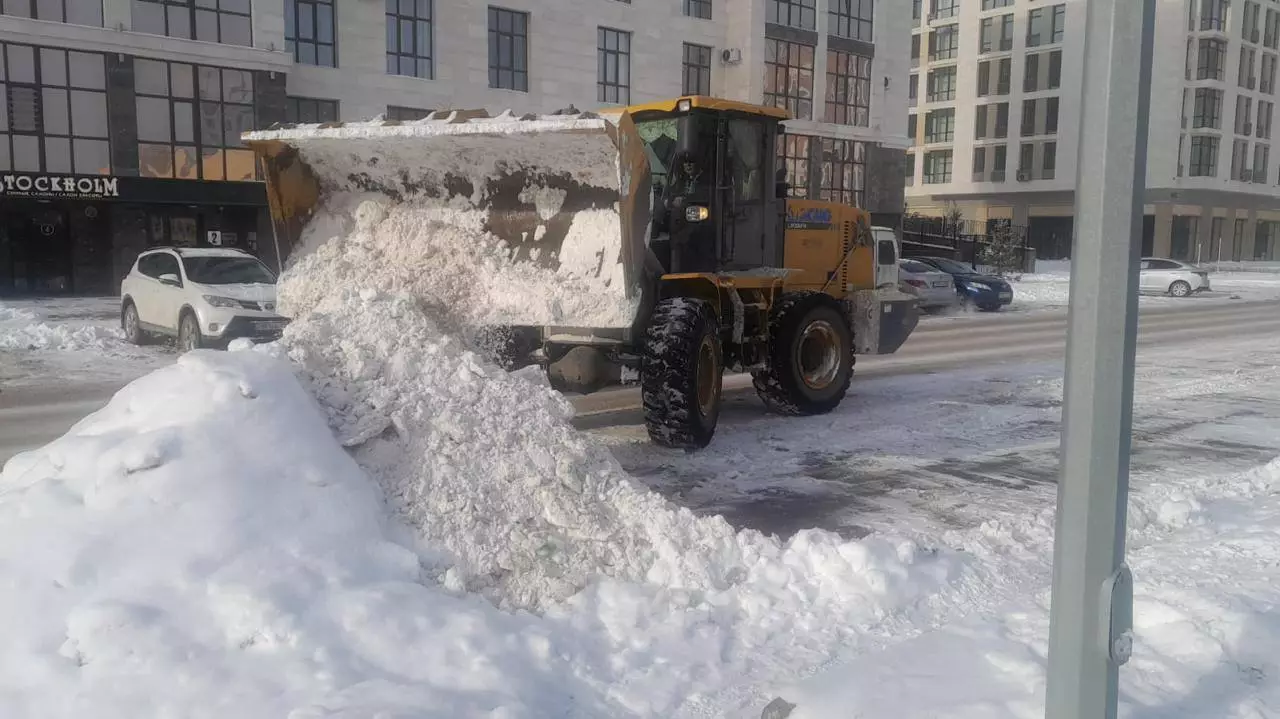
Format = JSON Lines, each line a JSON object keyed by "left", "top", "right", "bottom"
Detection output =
{"left": 243, "top": 109, "right": 653, "bottom": 329}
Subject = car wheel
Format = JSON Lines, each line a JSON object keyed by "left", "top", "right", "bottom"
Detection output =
{"left": 1168, "top": 280, "right": 1192, "bottom": 298}
{"left": 978, "top": 303, "right": 1002, "bottom": 312}
{"left": 121, "top": 302, "right": 146, "bottom": 345}
{"left": 178, "top": 312, "right": 203, "bottom": 352}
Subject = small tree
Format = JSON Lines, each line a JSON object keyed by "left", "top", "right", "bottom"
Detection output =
{"left": 981, "top": 221, "right": 1023, "bottom": 278}
{"left": 943, "top": 202, "right": 965, "bottom": 238}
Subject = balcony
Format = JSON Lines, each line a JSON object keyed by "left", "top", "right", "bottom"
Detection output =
{"left": 926, "top": 91, "right": 957, "bottom": 103}
{"left": 991, "top": 169, "right": 1007, "bottom": 182}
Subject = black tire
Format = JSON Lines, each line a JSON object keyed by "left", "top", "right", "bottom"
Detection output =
{"left": 121, "top": 302, "right": 146, "bottom": 345}
{"left": 178, "top": 311, "right": 203, "bottom": 352}
{"left": 752, "top": 292, "right": 854, "bottom": 416}
{"left": 1169, "top": 280, "right": 1192, "bottom": 298}
{"left": 978, "top": 303, "right": 1002, "bottom": 312}
{"left": 641, "top": 298, "right": 723, "bottom": 449}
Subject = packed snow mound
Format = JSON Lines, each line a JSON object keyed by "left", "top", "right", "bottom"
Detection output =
{"left": 281, "top": 289, "right": 959, "bottom": 611}
{"left": 0, "top": 350, "right": 606, "bottom": 718}
{"left": 279, "top": 193, "right": 636, "bottom": 331}
{"left": 0, "top": 302, "right": 126, "bottom": 352}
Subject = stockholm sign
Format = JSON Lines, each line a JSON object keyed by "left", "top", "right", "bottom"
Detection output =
{"left": 0, "top": 173, "right": 121, "bottom": 199}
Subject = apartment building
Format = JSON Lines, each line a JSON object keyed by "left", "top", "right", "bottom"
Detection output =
{"left": 905, "top": 0, "right": 1280, "bottom": 262}
{"left": 0, "top": 0, "right": 906, "bottom": 296}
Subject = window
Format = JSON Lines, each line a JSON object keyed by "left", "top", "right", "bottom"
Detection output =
{"left": 1045, "top": 97, "right": 1059, "bottom": 134}
{"left": 768, "top": 0, "right": 815, "bottom": 29}
{"left": 286, "top": 96, "right": 338, "bottom": 124}
{"left": 929, "top": 25, "right": 959, "bottom": 60}
{"left": 818, "top": 137, "right": 865, "bottom": 206}
{"left": 684, "top": 0, "right": 711, "bottom": 20}
{"left": 926, "top": 66, "right": 957, "bottom": 102}
{"left": 287, "top": 0, "right": 337, "bottom": 67}
{"left": 1189, "top": 135, "right": 1219, "bottom": 176}
{"left": 993, "top": 144, "right": 1007, "bottom": 178}
{"left": 488, "top": 7, "right": 528, "bottom": 91}
{"left": 1048, "top": 50, "right": 1062, "bottom": 89}
{"left": 972, "top": 146, "right": 986, "bottom": 174}
{"left": 1024, "top": 53, "right": 1040, "bottom": 92}
{"left": 1259, "top": 100, "right": 1274, "bottom": 139}
{"left": 683, "top": 43, "right": 712, "bottom": 96}
{"left": 995, "top": 102, "right": 1009, "bottom": 137}
{"left": 977, "top": 61, "right": 991, "bottom": 96}
{"left": 1201, "top": 0, "right": 1228, "bottom": 30}
{"left": 924, "top": 108, "right": 955, "bottom": 143}
{"left": 911, "top": 34, "right": 921, "bottom": 66}
{"left": 930, "top": 0, "right": 958, "bottom": 20}
{"left": 829, "top": 0, "right": 872, "bottom": 40}
{"left": 981, "top": 0, "right": 1012, "bottom": 8}
{"left": 1234, "top": 218, "right": 1248, "bottom": 260}
{"left": 764, "top": 38, "right": 814, "bottom": 119}
{"left": 1237, "top": 94, "right": 1254, "bottom": 134}
{"left": 908, "top": 113, "right": 918, "bottom": 139}
{"left": 1267, "top": 8, "right": 1280, "bottom": 48}
{"left": 1198, "top": 38, "right": 1227, "bottom": 80}
{"left": 997, "top": 57, "right": 1011, "bottom": 94}
{"left": 1254, "top": 142, "right": 1269, "bottom": 182}
{"left": 387, "top": 0, "right": 432, "bottom": 78}
{"left": 975, "top": 103, "right": 1010, "bottom": 139}
{"left": 1021, "top": 99, "right": 1036, "bottom": 136}
{"left": 2, "top": 0, "right": 102, "bottom": 25}
{"left": 132, "top": 0, "right": 251, "bottom": 45}
{"left": 1230, "top": 138, "right": 1248, "bottom": 179}
{"left": 1027, "top": 6, "right": 1047, "bottom": 47}
{"left": 909, "top": 73, "right": 919, "bottom": 103}
{"left": 1042, "top": 141, "right": 1057, "bottom": 177}
{"left": 134, "top": 59, "right": 256, "bottom": 181}
{"left": 598, "top": 27, "right": 631, "bottom": 105}
{"left": 1019, "top": 142, "right": 1034, "bottom": 172}
{"left": 388, "top": 105, "right": 431, "bottom": 121}
{"left": 980, "top": 14, "right": 1014, "bottom": 53}
{"left": 1194, "top": 88, "right": 1223, "bottom": 128}
{"left": 826, "top": 50, "right": 871, "bottom": 125}
{"left": 978, "top": 58, "right": 1011, "bottom": 96}
{"left": 0, "top": 44, "right": 110, "bottom": 174}
{"left": 905, "top": 151, "right": 915, "bottom": 186}
{"left": 777, "top": 134, "right": 811, "bottom": 198}
{"left": 1263, "top": 52, "right": 1278, "bottom": 94}
{"left": 975, "top": 105, "right": 988, "bottom": 138}
{"left": 1244, "top": 1, "right": 1261, "bottom": 41}
{"left": 923, "top": 149, "right": 952, "bottom": 183}
{"left": 1240, "top": 47, "right": 1257, "bottom": 88}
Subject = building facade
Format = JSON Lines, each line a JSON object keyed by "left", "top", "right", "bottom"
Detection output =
{"left": 905, "top": 0, "right": 1280, "bottom": 262}
{"left": 0, "top": 0, "right": 907, "bottom": 296}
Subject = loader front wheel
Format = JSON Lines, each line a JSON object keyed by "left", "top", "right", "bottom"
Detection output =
{"left": 641, "top": 298, "right": 723, "bottom": 449}
{"left": 752, "top": 292, "right": 853, "bottom": 416}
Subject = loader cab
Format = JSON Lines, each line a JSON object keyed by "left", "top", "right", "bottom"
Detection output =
{"left": 631, "top": 97, "right": 789, "bottom": 275}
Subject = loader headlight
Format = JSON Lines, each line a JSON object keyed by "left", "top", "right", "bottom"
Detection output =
{"left": 685, "top": 205, "right": 710, "bottom": 222}
{"left": 202, "top": 295, "right": 242, "bottom": 308}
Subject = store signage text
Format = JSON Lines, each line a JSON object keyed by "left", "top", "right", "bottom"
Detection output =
{"left": 0, "top": 174, "right": 120, "bottom": 199}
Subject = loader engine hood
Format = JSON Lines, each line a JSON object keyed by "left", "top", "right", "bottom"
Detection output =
{"left": 243, "top": 110, "right": 652, "bottom": 330}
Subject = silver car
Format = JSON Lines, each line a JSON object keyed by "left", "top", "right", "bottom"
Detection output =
{"left": 899, "top": 258, "right": 958, "bottom": 310}
{"left": 1139, "top": 257, "right": 1211, "bottom": 297}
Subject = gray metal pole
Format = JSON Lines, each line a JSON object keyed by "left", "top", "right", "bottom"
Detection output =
{"left": 1045, "top": 0, "right": 1156, "bottom": 717}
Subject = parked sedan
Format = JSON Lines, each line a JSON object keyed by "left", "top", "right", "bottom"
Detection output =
{"left": 912, "top": 256, "right": 1014, "bottom": 311}
{"left": 899, "top": 259, "right": 959, "bottom": 310}
{"left": 1140, "top": 257, "right": 1211, "bottom": 297}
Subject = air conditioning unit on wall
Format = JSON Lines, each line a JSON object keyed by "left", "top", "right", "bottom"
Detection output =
{"left": 721, "top": 48, "right": 742, "bottom": 65}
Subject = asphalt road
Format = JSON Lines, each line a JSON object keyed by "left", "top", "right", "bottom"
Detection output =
{"left": 2, "top": 300, "right": 1278, "bottom": 470}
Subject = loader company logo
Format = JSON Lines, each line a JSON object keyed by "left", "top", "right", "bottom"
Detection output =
{"left": 0, "top": 173, "right": 120, "bottom": 199}
{"left": 786, "top": 206, "right": 834, "bottom": 230}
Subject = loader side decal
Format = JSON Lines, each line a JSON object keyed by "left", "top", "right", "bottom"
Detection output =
{"left": 786, "top": 206, "right": 834, "bottom": 230}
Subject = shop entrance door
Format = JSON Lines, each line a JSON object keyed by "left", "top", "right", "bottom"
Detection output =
{"left": 3, "top": 207, "right": 73, "bottom": 295}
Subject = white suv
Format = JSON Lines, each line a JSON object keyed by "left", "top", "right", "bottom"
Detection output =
{"left": 120, "top": 247, "right": 288, "bottom": 350}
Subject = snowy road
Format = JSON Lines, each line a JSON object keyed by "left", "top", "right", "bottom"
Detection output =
{"left": 586, "top": 299, "right": 1280, "bottom": 539}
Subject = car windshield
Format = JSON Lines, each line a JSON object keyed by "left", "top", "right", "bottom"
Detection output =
{"left": 923, "top": 257, "right": 974, "bottom": 274}
{"left": 182, "top": 256, "right": 276, "bottom": 285}
{"left": 900, "top": 260, "right": 934, "bottom": 273}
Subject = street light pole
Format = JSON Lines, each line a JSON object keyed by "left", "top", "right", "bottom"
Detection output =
{"left": 1045, "top": 0, "right": 1156, "bottom": 717}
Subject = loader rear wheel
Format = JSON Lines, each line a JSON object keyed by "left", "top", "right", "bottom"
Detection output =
{"left": 752, "top": 292, "right": 853, "bottom": 416}
{"left": 641, "top": 298, "right": 723, "bottom": 449}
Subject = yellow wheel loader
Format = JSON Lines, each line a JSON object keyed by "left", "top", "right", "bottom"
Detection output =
{"left": 245, "top": 96, "right": 918, "bottom": 449}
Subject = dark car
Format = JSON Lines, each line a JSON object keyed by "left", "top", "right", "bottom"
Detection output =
{"left": 912, "top": 256, "right": 1014, "bottom": 311}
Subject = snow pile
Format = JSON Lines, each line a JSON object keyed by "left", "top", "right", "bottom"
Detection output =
{"left": 0, "top": 302, "right": 127, "bottom": 352}
{"left": 779, "top": 458, "right": 1280, "bottom": 718}
{"left": 279, "top": 194, "right": 636, "bottom": 331}
{"left": 0, "top": 351, "right": 604, "bottom": 718}
{"left": 282, "top": 287, "right": 959, "bottom": 612}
